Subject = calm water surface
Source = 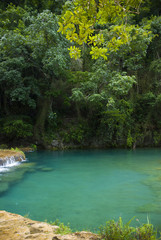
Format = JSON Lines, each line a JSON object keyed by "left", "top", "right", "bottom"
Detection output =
{"left": 1, "top": 149, "right": 161, "bottom": 231}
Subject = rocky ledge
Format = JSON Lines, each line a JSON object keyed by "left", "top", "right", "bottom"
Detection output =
{"left": 0, "top": 211, "right": 100, "bottom": 240}
{"left": 0, "top": 150, "right": 25, "bottom": 166}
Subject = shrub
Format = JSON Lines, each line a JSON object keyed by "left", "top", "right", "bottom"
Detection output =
{"left": 99, "top": 217, "right": 158, "bottom": 240}
{"left": 60, "top": 123, "right": 86, "bottom": 144}
{"left": 0, "top": 144, "right": 8, "bottom": 149}
{"left": 2, "top": 119, "right": 33, "bottom": 139}
{"left": 99, "top": 217, "right": 135, "bottom": 240}
{"left": 51, "top": 219, "right": 72, "bottom": 235}
{"left": 127, "top": 130, "right": 134, "bottom": 148}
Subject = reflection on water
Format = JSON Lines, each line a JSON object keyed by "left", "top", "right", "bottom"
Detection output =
{"left": 1, "top": 149, "right": 161, "bottom": 231}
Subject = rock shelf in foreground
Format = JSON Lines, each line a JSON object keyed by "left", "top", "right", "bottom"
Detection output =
{"left": 0, "top": 211, "right": 99, "bottom": 240}
{"left": 0, "top": 150, "right": 25, "bottom": 166}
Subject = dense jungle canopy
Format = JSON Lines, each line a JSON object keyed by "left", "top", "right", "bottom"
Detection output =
{"left": 0, "top": 0, "right": 161, "bottom": 149}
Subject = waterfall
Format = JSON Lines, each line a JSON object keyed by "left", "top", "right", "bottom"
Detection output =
{"left": 0, "top": 156, "right": 24, "bottom": 172}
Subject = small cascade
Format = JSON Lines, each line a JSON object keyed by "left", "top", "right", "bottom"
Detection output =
{"left": 1, "top": 156, "right": 19, "bottom": 167}
{"left": 0, "top": 155, "right": 25, "bottom": 172}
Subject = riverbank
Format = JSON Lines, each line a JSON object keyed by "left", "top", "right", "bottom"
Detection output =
{"left": 0, "top": 211, "right": 159, "bottom": 240}
{"left": 0, "top": 211, "right": 99, "bottom": 240}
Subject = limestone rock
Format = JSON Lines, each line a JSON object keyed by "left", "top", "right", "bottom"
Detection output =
{"left": 0, "top": 150, "right": 25, "bottom": 166}
{"left": 19, "top": 147, "right": 35, "bottom": 152}
{"left": 51, "top": 140, "right": 59, "bottom": 148}
{"left": 0, "top": 211, "right": 59, "bottom": 240}
{"left": 0, "top": 211, "right": 100, "bottom": 240}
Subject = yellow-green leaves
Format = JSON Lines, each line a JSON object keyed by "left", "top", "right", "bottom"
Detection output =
{"left": 89, "top": 34, "right": 108, "bottom": 59}
{"left": 68, "top": 46, "right": 81, "bottom": 59}
{"left": 89, "top": 34, "right": 105, "bottom": 46}
{"left": 58, "top": 6, "right": 94, "bottom": 45}
{"left": 90, "top": 47, "right": 108, "bottom": 60}
{"left": 97, "top": 0, "right": 124, "bottom": 25}
{"left": 58, "top": 0, "right": 144, "bottom": 60}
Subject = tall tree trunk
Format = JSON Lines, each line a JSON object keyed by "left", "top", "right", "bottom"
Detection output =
{"left": 3, "top": 92, "right": 9, "bottom": 115}
{"left": 34, "top": 96, "right": 51, "bottom": 145}
{"left": 34, "top": 80, "right": 54, "bottom": 146}
{"left": 76, "top": 102, "right": 82, "bottom": 119}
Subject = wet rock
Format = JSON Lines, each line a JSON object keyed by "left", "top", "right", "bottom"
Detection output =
{"left": 0, "top": 163, "right": 36, "bottom": 195}
{"left": 51, "top": 140, "right": 60, "bottom": 148}
{"left": 36, "top": 166, "right": 54, "bottom": 172}
{"left": 50, "top": 140, "right": 64, "bottom": 150}
{"left": 40, "top": 167, "right": 54, "bottom": 172}
{"left": 0, "top": 211, "right": 100, "bottom": 240}
{"left": 19, "top": 147, "right": 35, "bottom": 152}
{"left": 0, "top": 150, "right": 25, "bottom": 166}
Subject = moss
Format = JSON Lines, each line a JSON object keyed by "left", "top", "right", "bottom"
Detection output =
{"left": 0, "top": 149, "right": 25, "bottom": 159}
{"left": 10, "top": 148, "right": 25, "bottom": 158}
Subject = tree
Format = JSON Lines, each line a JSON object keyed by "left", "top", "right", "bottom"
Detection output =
{"left": 0, "top": 5, "right": 37, "bottom": 115}
{"left": 0, "top": 6, "right": 70, "bottom": 145}
{"left": 0, "top": 0, "right": 67, "bottom": 14}
{"left": 25, "top": 10, "right": 69, "bottom": 143}
{"left": 58, "top": 0, "right": 149, "bottom": 60}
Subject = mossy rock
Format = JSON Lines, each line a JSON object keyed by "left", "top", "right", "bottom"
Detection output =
{"left": 40, "top": 167, "right": 54, "bottom": 172}
{"left": 136, "top": 203, "right": 161, "bottom": 213}
{"left": 17, "top": 162, "right": 36, "bottom": 169}
{"left": 36, "top": 166, "right": 54, "bottom": 172}
{"left": 0, "top": 162, "right": 36, "bottom": 194}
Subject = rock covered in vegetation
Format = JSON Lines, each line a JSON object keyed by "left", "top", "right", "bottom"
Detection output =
{"left": 0, "top": 150, "right": 25, "bottom": 166}
{"left": 19, "top": 147, "right": 35, "bottom": 152}
{"left": 0, "top": 211, "right": 99, "bottom": 240}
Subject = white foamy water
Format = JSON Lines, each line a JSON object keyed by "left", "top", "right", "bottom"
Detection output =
{"left": 0, "top": 156, "right": 25, "bottom": 172}
{"left": 0, "top": 167, "right": 10, "bottom": 172}
{"left": 0, "top": 162, "right": 20, "bottom": 172}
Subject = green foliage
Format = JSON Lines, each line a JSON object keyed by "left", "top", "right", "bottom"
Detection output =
{"left": 0, "top": 5, "right": 39, "bottom": 110}
{"left": 58, "top": 0, "right": 153, "bottom": 60}
{"left": 0, "top": 0, "right": 160, "bottom": 148}
{"left": 60, "top": 123, "right": 85, "bottom": 144}
{"left": 47, "top": 112, "right": 58, "bottom": 131}
{"left": 51, "top": 219, "right": 72, "bottom": 235}
{"left": 153, "top": 131, "right": 161, "bottom": 145}
{"left": 108, "top": 72, "right": 136, "bottom": 95}
{"left": 0, "top": 0, "right": 66, "bottom": 14}
{"left": 99, "top": 217, "right": 135, "bottom": 240}
{"left": 30, "top": 144, "right": 37, "bottom": 151}
{"left": 135, "top": 224, "right": 157, "bottom": 240}
{"left": 10, "top": 147, "right": 25, "bottom": 158}
{"left": 127, "top": 131, "right": 134, "bottom": 148}
{"left": 38, "top": 217, "right": 160, "bottom": 239}
{"left": 97, "top": 98, "right": 134, "bottom": 146}
{"left": 0, "top": 144, "right": 8, "bottom": 149}
{"left": 71, "top": 89, "right": 84, "bottom": 103}
{"left": 133, "top": 93, "right": 156, "bottom": 131}
{"left": 99, "top": 217, "right": 158, "bottom": 240}
{"left": 2, "top": 119, "right": 33, "bottom": 139}
{"left": 0, "top": 5, "right": 70, "bottom": 144}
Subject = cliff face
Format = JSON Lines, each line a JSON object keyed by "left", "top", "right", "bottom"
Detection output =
{"left": 0, "top": 211, "right": 99, "bottom": 240}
